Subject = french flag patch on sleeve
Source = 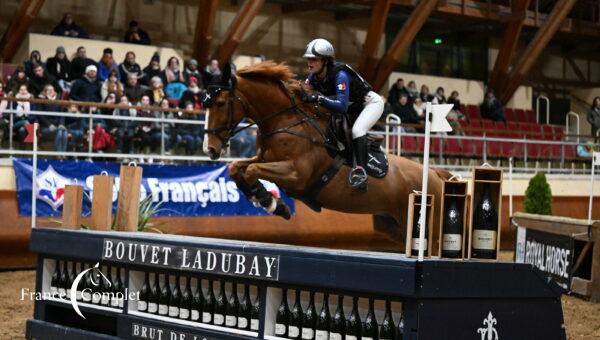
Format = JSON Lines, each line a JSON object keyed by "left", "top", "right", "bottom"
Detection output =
{"left": 337, "top": 83, "right": 347, "bottom": 91}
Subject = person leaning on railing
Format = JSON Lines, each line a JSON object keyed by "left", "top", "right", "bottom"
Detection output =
{"left": 157, "top": 98, "right": 176, "bottom": 155}
{"left": 133, "top": 95, "right": 160, "bottom": 154}
{"left": 587, "top": 96, "right": 600, "bottom": 143}
{"left": 37, "top": 85, "right": 68, "bottom": 155}
{"left": 109, "top": 95, "right": 137, "bottom": 154}
{"left": 176, "top": 101, "right": 203, "bottom": 156}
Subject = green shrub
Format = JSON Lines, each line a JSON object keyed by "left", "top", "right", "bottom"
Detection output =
{"left": 524, "top": 172, "right": 553, "bottom": 215}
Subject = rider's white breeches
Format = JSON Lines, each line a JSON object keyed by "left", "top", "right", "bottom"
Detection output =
{"left": 352, "top": 91, "right": 384, "bottom": 139}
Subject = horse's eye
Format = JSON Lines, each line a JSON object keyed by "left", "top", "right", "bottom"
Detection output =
{"left": 216, "top": 100, "right": 226, "bottom": 107}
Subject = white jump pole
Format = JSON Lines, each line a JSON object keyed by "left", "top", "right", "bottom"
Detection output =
{"left": 589, "top": 152, "right": 599, "bottom": 224}
{"left": 417, "top": 103, "right": 433, "bottom": 261}
{"left": 31, "top": 123, "right": 39, "bottom": 229}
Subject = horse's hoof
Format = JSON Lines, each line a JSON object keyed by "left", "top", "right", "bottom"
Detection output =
{"left": 274, "top": 198, "right": 291, "bottom": 220}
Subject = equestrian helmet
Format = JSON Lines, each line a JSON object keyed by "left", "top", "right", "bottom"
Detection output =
{"left": 303, "top": 38, "right": 335, "bottom": 59}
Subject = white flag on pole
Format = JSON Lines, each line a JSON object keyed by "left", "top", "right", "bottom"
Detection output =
{"left": 431, "top": 104, "right": 454, "bottom": 133}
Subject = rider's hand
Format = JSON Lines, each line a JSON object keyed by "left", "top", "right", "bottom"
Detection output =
{"left": 302, "top": 93, "right": 321, "bottom": 104}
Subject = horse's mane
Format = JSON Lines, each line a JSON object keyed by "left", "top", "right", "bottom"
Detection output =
{"left": 237, "top": 61, "right": 296, "bottom": 83}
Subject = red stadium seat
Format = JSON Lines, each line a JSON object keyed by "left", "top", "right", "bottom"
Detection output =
{"left": 466, "top": 119, "right": 482, "bottom": 136}
{"left": 466, "top": 105, "right": 480, "bottom": 120}
{"left": 401, "top": 135, "right": 417, "bottom": 154}
{"left": 525, "top": 110, "right": 537, "bottom": 123}
{"left": 482, "top": 119, "right": 495, "bottom": 131}
{"left": 507, "top": 121, "right": 519, "bottom": 134}
{"left": 527, "top": 142, "right": 541, "bottom": 159}
{"left": 541, "top": 125, "right": 554, "bottom": 140}
{"left": 444, "top": 137, "right": 462, "bottom": 156}
{"left": 430, "top": 135, "right": 442, "bottom": 155}
{"left": 552, "top": 125, "right": 564, "bottom": 141}
{"left": 514, "top": 109, "right": 526, "bottom": 122}
{"left": 505, "top": 108, "right": 515, "bottom": 122}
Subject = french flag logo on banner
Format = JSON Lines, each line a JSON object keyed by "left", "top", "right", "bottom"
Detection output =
{"left": 337, "top": 83, "right": 347, "bottom": 91}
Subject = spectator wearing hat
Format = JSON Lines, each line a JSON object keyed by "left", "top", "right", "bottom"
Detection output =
{"left": 70, "top": 65, "right": 102, "bottom": 102}
{"left": 71, "top": 46, "right": 96, "bottom": 80}
{"left": 29, "top": 64, "right": 62, "bottom": 98}
{"left": 124, "top": 20, "right": 151, "bottom": 45}
{"left": 51, "top": 13, "right": 89, "bottom": 38}
{"left": 119, "top": 51, "right": 143, "bottom": 81}
{"left": 46, "top": 46, "right": 71, "bottom": 90}
{"left": 184, "top": 59, "right": 202, "bottom": 85}
{"left": 179, "top": 76, "right": 203, "bottom": 110}
{"left": 98, "top": 48, "right": 120, "bottom": 81}
{"left": 124, "top": 73, "right": 145, "bottom": 103}
{"left": 142, "top": 53, "right": 161, "bottom": 86}
{"left": 24, "top": 50, "right": 44, "bottom": 79}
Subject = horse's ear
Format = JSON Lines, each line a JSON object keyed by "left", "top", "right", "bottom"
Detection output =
{"left": 221, "top": 62, "right": 232, "bottom": 86}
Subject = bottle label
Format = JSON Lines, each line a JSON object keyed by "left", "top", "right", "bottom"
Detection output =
{"left": 346, "top": 336, "right": 358, "bottom": 340}
{"left": 101, "top": 294, "right": 109, "bottom": 305}
{"left": 82, "top": 291, "right": 91, "bottom": 302}
{"left": 58, "top": 288, "right": 66, "bottom": 298}
{"left": 92, "top": 294, "right": 101, "bottom": 304}
{"left": 275, "top": 323, "right": 286, "bottom": 335}
{"left": 202, "top": 312, "right": 212, "bottom": 323}
{"left": 362, "top": 338, "right": 374, "bottom": 340}
{"left": 226, "top": 315, "right": 237, "bottom": 327}
{"left": 168, "top": 306, "right": 179, "bottom": 317}
{"left": 179, "top": 308, "right": 190, "bottom": 319}
{"left": 329, "top": 332, "right": 342, "bottom": 340}
{"left": 66, "top": 289, "right": 71, "bottom": 297}
{"left": 50, "top": 286, "right": 58, "bottom": 297}
{"left": 472, "top": 230, "right": 497, "bottom": 250}
{"left": 315, "top": 330, "right": 329, "bottom": 340}
{"left": 251, "top": 318, "right": 259, "bottom": 330}
{"left": 443, "top": 233, "right": 462, "bottom": 251}
{"left": 237, "top": 317, "right": 248, "bottom": 329}
{"left": 118, "top": 298, "right": 124, "bottom": 308}
{"left": 148, "top": 302, "right": 158, "bottom": 314}
{"left": 214, "top": 313, "right": 225, "bottom": 325}
{"left": 191, "top": 310, "right": 200, "bottom": 321}
{"left": 158, "top": 304, "right": 169, "bottom": 315}
{"left": 111, "top": 298, "right": 119, "bottom": 308}
{"left": 301, "top": 328, "right": 314, "bottom": 339}
{"left": 76, "top": 290, "right": 82, "bottom": 301}
{"left": 412, "top": 237, "right": 428, "bottom": 251}
{"left": 137, "top": 301, "right": 147, "bottom": 311}
{"left": 288, "top": 326, "right": 300, "bottom": 337}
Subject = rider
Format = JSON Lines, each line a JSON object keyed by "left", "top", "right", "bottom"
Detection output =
{"left": 303, "top": 38, "right": 384, "bottom": 190}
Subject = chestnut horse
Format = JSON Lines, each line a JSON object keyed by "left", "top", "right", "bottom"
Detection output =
{"left": 203, "top": 62, "right": 450, "bottom": 246}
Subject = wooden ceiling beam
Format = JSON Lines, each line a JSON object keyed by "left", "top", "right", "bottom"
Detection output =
{"left": 193, "top": 0, "right": 220, "bottom": 65}
{"left": 0, "top": 0, "right": 45, "bottom": 63}
{"left": 357, "top": 0, "right": 391, "bottom": 83}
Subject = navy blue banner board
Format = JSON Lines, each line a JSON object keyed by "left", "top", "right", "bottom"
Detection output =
{"left": 515, "top": 226, "right": 574, "bottom": 291}
{"left": 13, "top": 158, "right": 294, "bottom": 217}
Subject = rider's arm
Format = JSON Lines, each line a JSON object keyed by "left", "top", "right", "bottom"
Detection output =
{"left": 319, "top": 70, "right": 350, "bottom": 113}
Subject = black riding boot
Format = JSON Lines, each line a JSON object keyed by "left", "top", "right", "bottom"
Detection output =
{"left": 349, "top": 135, "right": 369, "bottom": 190}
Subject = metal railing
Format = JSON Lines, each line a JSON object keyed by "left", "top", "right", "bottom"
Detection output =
{"left": 566, "top": 111, "right": 581, "bottom": 144}
{"left": 536, "top": 95, "right": 550, "bottom": 124}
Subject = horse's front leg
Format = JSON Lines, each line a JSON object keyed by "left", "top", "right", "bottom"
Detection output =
{"left": 240, "top": 160, "right": 300, "bottom": 220}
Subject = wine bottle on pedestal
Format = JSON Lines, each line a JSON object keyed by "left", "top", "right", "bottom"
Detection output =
{"left": 329, "top": 295, "right": 345, "bottom": 340}
{"left": 302, "top": 291, "right": 317, "bottom": 340}
{"left": 214, "top": 280, "right": 226, "bottom": 326}
{"left": 251, "top": 288, "right": 260, "bottom": 331}
{"left": 137, "top": 272, "right": 150, "bottom": 312}
{"left": 158, "top": 273, "right": 170, "bottom": 316}
{"left": 472, "top": 183, "right": 498, "bottom": 259}
{"left": 225, "top": 282, "right": 239, "bottom": 327}
{"left": 59, "top": 261, "right": 68, "bottom": 299}
{"left": 169, "top": 275, "right": 181, "bottom": 318}
{"left": 203, "top": 280, "right": 215, "bottom": 324}
{"left": 397, "top": 314, "right": 405, "bottom": 340}
{"left": 442, "top": 193, "right": 463, "bottom": 258}
{"left": 362, "top": 298, "right": 378, "bottom": 340}
{"left": 148, "top": 273, "right": 159, "bottom": 314}
{"left": 315, "top": 293, "right": 330, "bottom": 340}
{"left": 50, "top": 259, "right": 60, "bottom": 298}
{"left": 288, "top": 289, "right": 303, "bottom": 339}
{"left": 275, "top": 288, "right": 289, "bottom": 337}
{"left": 67, "top": 262, "right": 75, "bottom": 299}
{"left": 411, "top": 210, "right": 428, "bottom": 256}
{"left": 191, "top": 277, "right": 203, "bottom": 322}
{"left": 237, "top": 284, "right": 252, "bottom": 330}
{"left": 379, "top": 300, "right": 395, "bottom": 340}
{"left": 345, "top": 296, "right": 361, "bottom": 340}
{"left": 180, "top": 276, "right": 192, "bottom": 320}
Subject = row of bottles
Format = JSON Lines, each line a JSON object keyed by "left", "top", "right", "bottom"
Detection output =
{"left": 49, "top": 260, "right": 125, "bottom": 308}
{"left": 275, "top": 289, "right": 403, "bottom": 340}
{"left": 136, "top": 272, "right": 259, "bottom": 331}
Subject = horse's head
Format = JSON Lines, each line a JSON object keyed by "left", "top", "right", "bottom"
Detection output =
{"left": 202, "top": 63, "right": 246, "bottom": 160}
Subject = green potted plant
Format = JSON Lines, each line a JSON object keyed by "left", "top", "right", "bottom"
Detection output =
{"left": 523, "top": 172, "right": 552, "bottom": 215}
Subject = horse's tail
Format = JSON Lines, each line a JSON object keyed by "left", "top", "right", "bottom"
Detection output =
{"left": 433, "top": 167, "right": 452, "bottom": 181}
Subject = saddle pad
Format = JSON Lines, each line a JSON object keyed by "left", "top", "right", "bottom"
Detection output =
{"left": 366, "top": 146, "right": 388, "bottom": 178}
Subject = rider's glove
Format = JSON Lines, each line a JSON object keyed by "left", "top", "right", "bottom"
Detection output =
{"left": 302, "top": 93, "right": 321, "bottom": 104}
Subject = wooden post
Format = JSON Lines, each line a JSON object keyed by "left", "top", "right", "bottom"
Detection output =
{"left": 116, "top": 165, "right": 143, "bottom": 232}
{"left": 0, "top": 0, "right": 45, "bottom": 62}
{"left": 91, "top": 175, "right": 114, "bottom": 231}
{"left": 192, "top": 0, "right": 220, "bottom": 65}
{"left": 62, "top": 185, "right": 83, "bottom": 229}
{"left": 357, "top": 0, "right": 391, "bottom": 83}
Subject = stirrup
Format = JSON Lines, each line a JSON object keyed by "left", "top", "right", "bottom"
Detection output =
{"left": 349, "top": 166, "right": 368, "bottom": 190}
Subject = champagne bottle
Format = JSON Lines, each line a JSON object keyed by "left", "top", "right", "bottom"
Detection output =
{"left": 396, "top": 314, "right": 404, "bottom": 340}
{"left": 442, "top": 194, "right": 463, "bottom": 258}
{"left": 379, "top": 300, "right": 395, "bottom": 340}
{"left": 75, "top": 262, "right": 83, "bottom": 302}
{"left": 91, "top": 266, "right": 101, "bottom": 304}
{"left": 81, "top": 263, "right": 93, "bottom": 303}
{"left": 214, "top": 280, "right": 226, "bottom": 326}
{"left": 237, "top": 284, "right": 252, "bottom": 330}
{"left": 109, "top": 267, "right": 119, "bottom": 308}
{"left": 329, "top": 295, "right": 345, "bottom": 340}
{"left": 50, "top": 259, "right": 60, "bottom": 298}
{"left": 169, "top": 275, "right": 181, "bottom": 318}
{"left": 275, "top": 288, "right": 289, "bottom": 337}
{"left": 100, "top": 266, "right": 110, "bottom": 306}
{"left": 472, "top": 183, "right": 498, "bottom": 259}
{"left": 288, "top": 290, "right": 303, "bottom": 339}
{"left": 158, "top": 273, "right": 170, "bottom": 316}
{"left": 59, "top": 260, "right": 68, "bottom": 299}
{"left": 138, "top": 272, "right": 150, "bottom": 312}
{"left": 226, "top": 282, "right": 239, "bottom": 327}
{"left": 302, "top": 291, "right": 317, "bottom": 340}
{"left": 362, "top": 298, "right": 378, "bottom": 340}
{"left": 411, "top": 208, "right": 428, "bottom": 256}
{"left": 191, "top": 277, "right": 203, "bottom": 322}
{"left": 251, "top": 287, "right": 260, "bottom": 331}
{"left": 148, "top": 273, "right": 159, "bottom": 314}
{"left": 203, "top": 280, "right": 215, "bottom": 324}
{"left": 315, "top": 293, "right": 330, "bottom": 340}
{"left": 115, "top": 267, "right": 125, "bottom": 308}
{"left": 66, "top": 262, "right": 75, "bottom": 299}
{"left": 179, "top": 276, "right": 192, "bottom": 320}
{"left": 345, "top": 296, "right": 361, "bottom": 340}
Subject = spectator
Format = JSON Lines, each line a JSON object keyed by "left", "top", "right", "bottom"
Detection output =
{"left": 124, "top": 20, "right": 151, "bottom": 45}
{"left": 29, "top": 64, "right": 61, "bottom": 98}
{"left": 70, "top": 65, "right": 102, "bottom": 102}
{"left": 201, "top": 59, "right": 222, "bottom": 87}
{"left": 184, "top": 59, "right": 202, "bottom": 85}
{"left": 146, "top": 76, "right": 165, "bottom": 105}
{"left": 391, "top": 93, "right": 419, "bottom": 124}
{"left": 71, "top": 46, "right": 96, "bottom": 80}
{"left": 7, "top": 66, "right": 29, "bottom": 95}
{"left": 447, "top": 90, "right": 461, "bottom": 111}
{"left": 64, "top": 104, "right": 85, "bottom": 151}
{"left": 109, "top": 95, "right": 136, "bottom": 154}
{"left": 413, "top": 97, "right": 425, "bottom": 119}
{"left": 179, "top": 76, "right": 203, "bottom": 109}
{"left": 98, "top": 48, "right": 120, "bottom": 81}
{"left": 434, "top": 86, "right": 446, "bottom": 104}
{"left": 161, "top": 57, "right": 185, "bottom": 85}
{"left": 588, "top": 97, "right": 600, "bottom": 139}
{"left": 51, "top": 13, "right": 89, "bottom": 38}
{"left": 419, "top": 85, "right": 434, "bottom": 103}
{"left": 124, "top": 73, "right": 145, "bottom": 103}
{"left": 45, "top": 46, "right": 71, "bottom": 90}
{"left": 157, "top": 98, "right": 175, "bottom": 154}
{"left": 11, "top": 84, "right": 33, "bottom": 142}
{"left": 101, "top": 69, "right": 124, "bottom": 101}
{"left": 388, "top": 78, "right": 408, "bottom": 104}
{"left": 176, "top": 102, "right": 202, "bottom": 155}
{"left": 37, "top": 85, "right": 68, "bottom": 154}
{"left": 134, "top": 95, "right": 160, "bottom": 152}
{"left": 119, "top": 51, "right": 143, "bottom": 81}
{"left": 406, "top": 81, "right": 418, "bottom": 103}
{"left": 142, "top": 53, "right": 161, "bottom": 86}
{"left": 165, "top": 81, "right": 187, "bottom": 101}
{"left": 100, "top": 92, "right": 117, "bottom": 116}
{"left": 230, "top": 118, "right": 256, "bottom": 158}
{"left": 24, "top": 50, "right": 44, "bottom": 79}
{"left": 0, "top": 82, "right": 8, "bottom": 144}
{"left": 480, "top": 89, "right": 505, "bottom": 122}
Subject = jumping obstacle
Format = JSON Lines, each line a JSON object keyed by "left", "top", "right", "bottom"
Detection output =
{"left": 25, "top": 165, "right": 567, "bottom": 340}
